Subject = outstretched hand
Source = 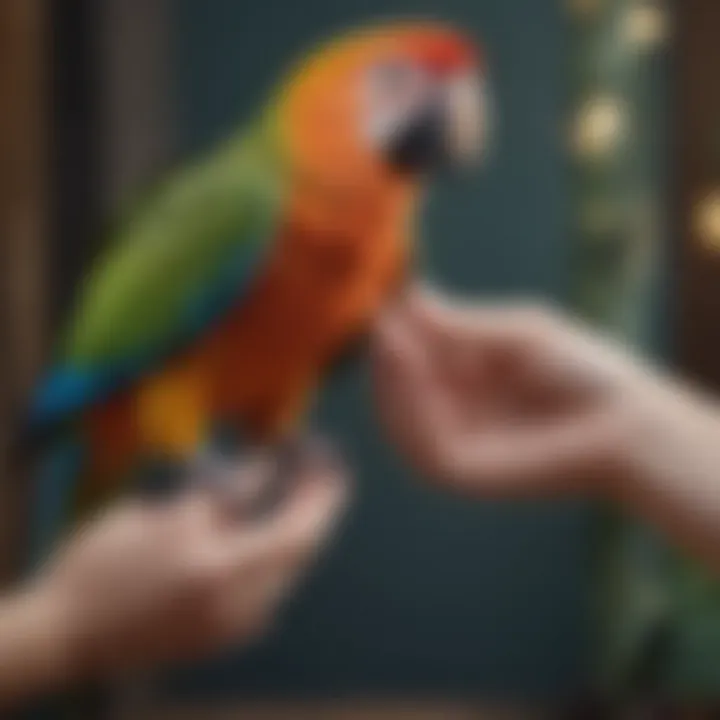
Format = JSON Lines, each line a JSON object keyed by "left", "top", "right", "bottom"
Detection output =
{"left": 372, "top": 287, "right": 639, "bottom": 495}
{"left": 372, "top": 286, "right": 720, "bottom": 568}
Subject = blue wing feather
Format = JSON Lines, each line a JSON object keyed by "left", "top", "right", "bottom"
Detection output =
{"left": 28, "top": 220, "right": 275, "bottom": 430}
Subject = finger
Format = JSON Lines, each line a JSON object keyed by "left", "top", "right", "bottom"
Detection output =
{"left": 405, "top": 289, "right": 640, "bottom": 408}
{"left": 216, "top": 461, "right": 350, "bottom": 575}
{"left": 372, "top": 304, "right": 435, "bottom": 393}
{"left": 158, "top": 490, "right": 220, "bottom": 539}
{"left": 403, "top": 285, "right": 551, "bottom": 357}
{"left": 382, "top": 288, "right": 543, "bottom": 398}
{"left": 166, "top": 451, "right": 283, "bottom": 529}
{"left": 372, "top": 308, "right": 460, "bottom": 461}
{"left": 435, "top": 412, "right": 617, "bottom": 497}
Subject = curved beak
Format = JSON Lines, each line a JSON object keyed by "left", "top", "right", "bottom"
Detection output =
{"left": 385, "top": 70, "right": 488, "bottom": 174}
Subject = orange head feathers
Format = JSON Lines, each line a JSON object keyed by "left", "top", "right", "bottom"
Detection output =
{"left": 272, "top": 21, "right": 488, "bottom": 190}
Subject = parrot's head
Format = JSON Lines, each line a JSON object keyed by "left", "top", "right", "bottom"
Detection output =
{"left": 275, "top": 21, "right": 489, "bottom": 187}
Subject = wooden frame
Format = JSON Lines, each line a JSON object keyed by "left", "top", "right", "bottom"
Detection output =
{"left": 121, "top": 701, "right": 542, "bottom": 720}
{"left": 676, "top": 0, "right": 720, "bottom": 387}
{"left": 0, "top": 0, "right": 47, "bottom": 586}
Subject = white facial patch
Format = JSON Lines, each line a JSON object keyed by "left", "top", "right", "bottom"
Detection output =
{"left": 364, "top": 61, "right": 432, "bottom": 148}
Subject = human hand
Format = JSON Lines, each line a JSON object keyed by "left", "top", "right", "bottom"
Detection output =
{"left": 371, "top": 286, "right": 689, "bottom": 499}
{"left": 25, "top": 447, "right": 348, "bottom": 684}
{"left": 373, "top": 285, "right": 720, "bottom": 566}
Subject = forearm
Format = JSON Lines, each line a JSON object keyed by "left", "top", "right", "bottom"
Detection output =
{"left": 0, "top": 585, "right": 78, "bottom": 707}
{"left": 614, "top": 374, "right": 720, "bottom": 568}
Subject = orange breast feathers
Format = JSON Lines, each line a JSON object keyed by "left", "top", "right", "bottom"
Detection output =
{"left": 201, "top": 181, "right": 416, "bottom": 440}
{"left": 86, "top": 180, "right": 417, "bottom": 474}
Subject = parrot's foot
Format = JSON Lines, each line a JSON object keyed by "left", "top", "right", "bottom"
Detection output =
{"left": 135, "top": 433, "right": 341, "bottom": 517}
{"left": 135, "top": 449, "right": 241, "bottom": 500}
{"left": 188, "top": 432, "right": 341, "bottom": 517}
{"left": 252, "top": 432, "right": 343, "bottom": 516}
{"left": 274, "top": 432, "right": 341, "bottom": 479}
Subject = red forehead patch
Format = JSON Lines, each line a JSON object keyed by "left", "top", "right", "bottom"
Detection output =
{"left": 411, "top": 31, "right": 479, "bottom": 75}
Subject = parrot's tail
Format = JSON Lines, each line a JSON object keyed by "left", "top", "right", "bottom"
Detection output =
{"left": 25, "top": 425, "right": 85, "bottom": 574}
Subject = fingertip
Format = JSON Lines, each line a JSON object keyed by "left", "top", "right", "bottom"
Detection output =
{"left": 408, "top": 280, "right": 444, "bottom": 305}
{"left": 372, "top": 311, "right": 420, "bottom": 379}
{"left": 404, "top": 283, "right": 466, "bottom": 338}
{"left": 271, "top": 440, "right": 352, "bottom": 522}
{"left": 377, "top": 281, "right": 439, "bottom": 343}
{"left": 263, "top": 469, "right": 351, "bottom": 560}
{"left": 375, "top": 304, "right": 405, "bottom": 346}
{"left": 296, "top": 463, "right": 351, "bottom": 521}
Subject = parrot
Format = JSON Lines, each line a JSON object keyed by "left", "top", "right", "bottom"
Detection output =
{"left": 24, "top": 20, "right": 489, "bottom": 567}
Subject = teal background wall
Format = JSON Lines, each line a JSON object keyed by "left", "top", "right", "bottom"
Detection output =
{"left": 166, "top": 0, "right": 592, "bottom": 700}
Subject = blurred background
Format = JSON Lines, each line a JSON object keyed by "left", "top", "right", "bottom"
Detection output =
{"left": 5, "top": 0, "right": 720, "bottom": 717}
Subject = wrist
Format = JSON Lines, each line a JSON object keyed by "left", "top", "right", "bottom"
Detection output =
{"left": 606, "top": 372, "right": 720, "bottom": 511}
{"left": 0, "top": 583, "right": 83, "bottom": 705}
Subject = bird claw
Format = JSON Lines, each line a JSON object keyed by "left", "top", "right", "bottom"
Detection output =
{"left": 275, "top": 432, "right": 340, "bottom": 477}
{"left": 137, "top": 432, "right": 341, "bottom": 517}
{"left": 253, "top": 432, "right": 342, "bottom": 516}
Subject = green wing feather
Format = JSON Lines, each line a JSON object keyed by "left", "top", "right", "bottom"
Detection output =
{"left": 30, "top": 123, "right": 285, "bottom": 427}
